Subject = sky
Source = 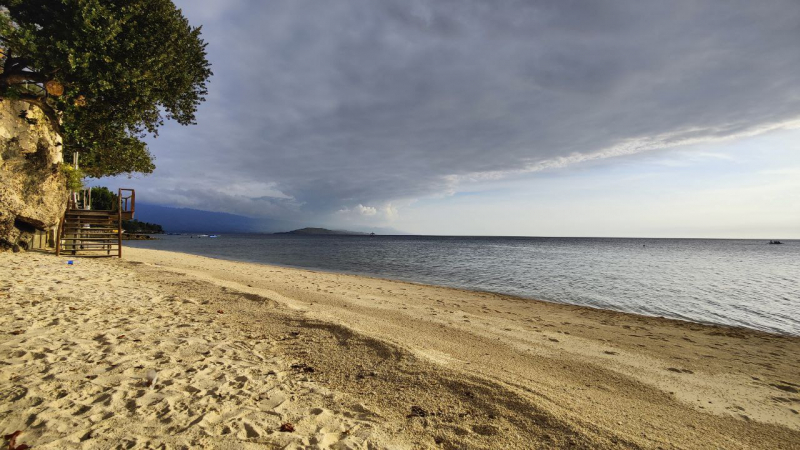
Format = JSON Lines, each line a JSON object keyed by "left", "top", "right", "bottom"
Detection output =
{"left": 101, "top": 0, "right": 800, "bottom": 238}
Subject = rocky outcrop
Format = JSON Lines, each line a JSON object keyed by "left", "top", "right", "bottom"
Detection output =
{"left": 0, "top": 99, "right": 67, "bottom": 251}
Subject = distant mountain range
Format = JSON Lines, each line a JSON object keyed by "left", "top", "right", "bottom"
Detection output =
{"left": 133, "top": 203, "right": 407, "bottom": 235}
{"left": 133, "top": 203, "right": 298, "bottom": 233}
{"left": 275, "top": 227, "right": 371, "bottom": 236}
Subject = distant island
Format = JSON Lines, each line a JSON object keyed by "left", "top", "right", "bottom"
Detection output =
{"left": 275, "top": 227, "right": 372, "bottom": 236}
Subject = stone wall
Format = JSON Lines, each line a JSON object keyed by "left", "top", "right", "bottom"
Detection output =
{"left": 0, "top": 99, "right": 67, "bottom": 251}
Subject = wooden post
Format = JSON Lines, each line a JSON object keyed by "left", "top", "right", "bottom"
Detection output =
{"left": 55, "top": 215, "right": 64, "bottom": 256}
{"left": 118, "top": 189, "right": 123, "bottom": 258}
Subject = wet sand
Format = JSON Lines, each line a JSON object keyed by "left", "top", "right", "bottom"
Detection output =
{"left": 1, "top": 248, "right": 798, "bottom": 449}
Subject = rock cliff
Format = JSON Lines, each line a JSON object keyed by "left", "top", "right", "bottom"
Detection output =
{"left": 0, "top": 99, "right": 67, "bottom": 251}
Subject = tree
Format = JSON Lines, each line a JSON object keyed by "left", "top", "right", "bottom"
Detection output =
{"left": 90, "top": 186, "right": 118, "bottom": 211}
{"left": 0, "top": 0, "right": 212, "bottom": 176}
{"left": 123, "top": 219, "right": 164, "bottom": 234}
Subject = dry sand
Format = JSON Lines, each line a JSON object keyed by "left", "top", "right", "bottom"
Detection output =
{"left": 1, "top": 248, "right": 798, "bottom": 449}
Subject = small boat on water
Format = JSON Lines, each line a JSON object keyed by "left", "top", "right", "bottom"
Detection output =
{"left": 209, "top": 235, "right": 219, "bottom": 238}
{"left": 768, "top": 240, "right": 783, "bottom": 245}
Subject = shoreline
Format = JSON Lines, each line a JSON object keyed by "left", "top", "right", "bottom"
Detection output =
{"left": 2, "top": 248, "right": 798, "bottom": 448}
{"left": 126, "top": 243, "right": 797, "bottom": 337}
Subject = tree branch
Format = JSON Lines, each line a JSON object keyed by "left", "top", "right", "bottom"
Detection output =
{"left": 0, "top": 70, "right": 48, "bottom": 85}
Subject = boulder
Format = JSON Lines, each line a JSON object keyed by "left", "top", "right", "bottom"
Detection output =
{"left": 0, "top": 99, "right": 67, "bottom": 251}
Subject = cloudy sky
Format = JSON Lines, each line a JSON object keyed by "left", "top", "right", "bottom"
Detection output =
{"left": 102, "top": 0, "right": 800, "bottom": 237}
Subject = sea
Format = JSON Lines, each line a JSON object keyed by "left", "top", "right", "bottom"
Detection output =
{"left": 126, "top": 235, "right": 799, "bottom": 336}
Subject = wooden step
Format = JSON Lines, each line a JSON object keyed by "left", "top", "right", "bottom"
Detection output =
{"left": 64, "top": 215, "right": 116, "bottom": 218}
{"left": 61, "top": 237, "right": 119, "bottom": 240}
{"left": 61, "top": 230, "right": 118, "bottom": 233}
{"left": 62, "top": 244, "right": 119, "bottom": 247}
{"left": 65, "top": 217, "right": 117, "bottom": 222}
{"left": 63, "top": 223, "right": 116, "bottom": 227}
{"left": 65, "top": 246, "right": 117, "bottom": 249}
{"left": 66, "top": 209, "right": 116, "bottom": 215}
{"left": 61, "top": 229, "right": 118, "bottom": 232}
{"left": 63, "top": 224, "right": 117, "bottom": 227}
{"left": 61, "top": 231, "right": 119, "bottom": 237}
{"left": 64, "top": 217, "right": 117, "bottom": 222}
{"left": 60, "top": 248, "right": 120, "bottom": 252}
{"left": 64, "top": 229, "right": 117, "bottom": 233}
{"left": 61, "top": 232, "right": 118, "bottom": 236}
{"left": 61, "top": 237, "right": 119, "bottom": 242}
{"left": 64, "top": 222, "right": 119, "bottom": 230}
{"left": 65, "top": 216, "right": 116, "bottom": 219}
{"left": 61, "top": 237, "right": 118, "bottom": 240}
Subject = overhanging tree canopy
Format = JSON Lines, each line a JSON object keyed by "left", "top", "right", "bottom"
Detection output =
{"left": 0, "top": 0, "right": 212, "bottom": 176}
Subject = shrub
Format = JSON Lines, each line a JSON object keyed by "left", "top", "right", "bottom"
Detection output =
{"left": 60, "top": 163, "right": 84, "bottom": 191}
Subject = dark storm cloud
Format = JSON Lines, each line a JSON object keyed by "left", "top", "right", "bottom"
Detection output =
{"left": 115, "top": 0, "right": 800, "bottom": 219}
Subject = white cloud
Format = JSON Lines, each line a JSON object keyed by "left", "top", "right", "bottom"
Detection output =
{"left": 334, "top": 203, "right": 398, "bottom": 223}
{"left": 357, "top": 204, "right": 378, "bottom": 216}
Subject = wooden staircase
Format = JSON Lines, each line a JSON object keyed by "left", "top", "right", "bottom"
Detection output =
{"left": 56, "top": 188, "right": 135, "bottom": 258}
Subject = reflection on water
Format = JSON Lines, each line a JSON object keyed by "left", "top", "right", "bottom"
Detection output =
{"left": 127, "top": 235, "right": 799, "bottom": 335}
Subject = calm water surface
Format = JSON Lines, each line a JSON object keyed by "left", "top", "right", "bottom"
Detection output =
{"left": 127, "top": 235, "right": 799, "bottom": 335}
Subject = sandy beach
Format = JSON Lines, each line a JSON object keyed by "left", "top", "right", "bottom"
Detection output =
{"left": 1, "top": 248, "right": 798, "bottom": 449}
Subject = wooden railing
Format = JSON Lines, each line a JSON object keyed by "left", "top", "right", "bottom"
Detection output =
{"left": 68, "top": 188, "right": 92, "bottom": 210}
{"left": 119, "top": 188, "right": 135, "bottom": 220}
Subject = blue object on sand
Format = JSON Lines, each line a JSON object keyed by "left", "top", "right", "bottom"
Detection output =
{"left": 67, "top": 260, "right": 74, "bottom": 265}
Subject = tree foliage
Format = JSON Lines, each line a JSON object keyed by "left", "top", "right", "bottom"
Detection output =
{"left": 60, "top": 163, "right": 84, "bottom": 191}
{"left": 90, "top": 186, "right": 118, "bottom": 211}
{"left": 0, "top": 0, "right": 212, "bottom": 176}
{"left": 123, "top": 219, "right": 164, "bottom": 234}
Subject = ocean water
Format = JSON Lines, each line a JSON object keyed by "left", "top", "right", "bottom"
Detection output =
{"left": 126, "top": 235, "right": 800, "bottom": 335}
